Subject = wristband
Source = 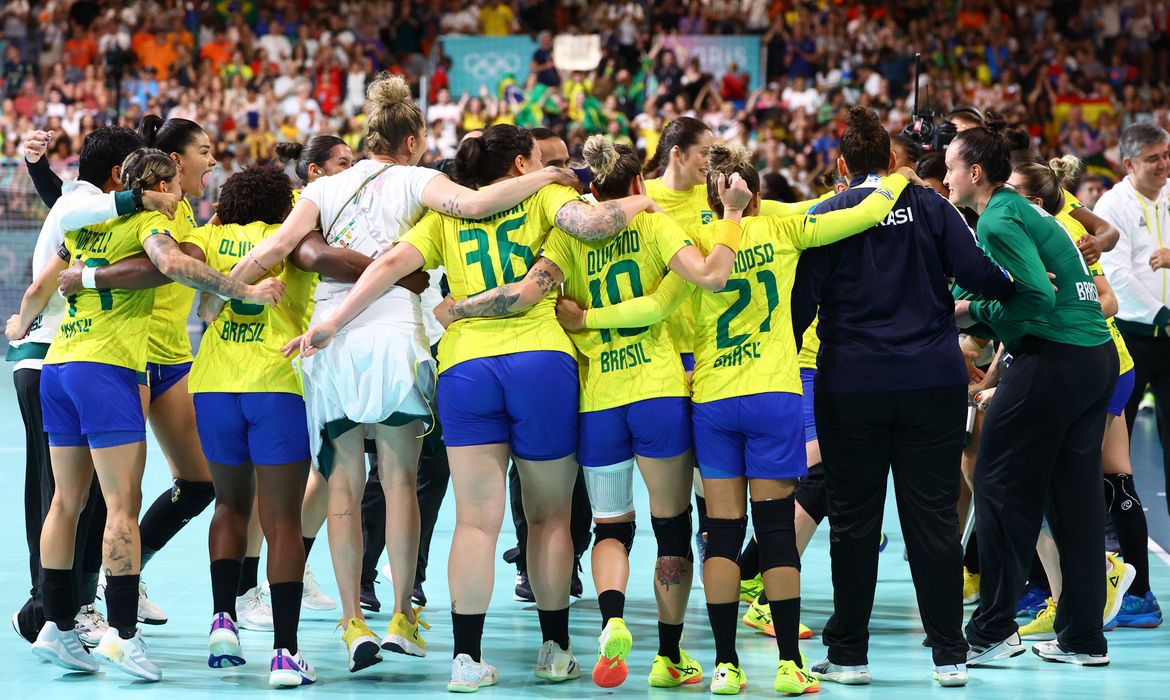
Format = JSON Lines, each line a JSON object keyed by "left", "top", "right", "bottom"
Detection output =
{"left": 81, "top": 267, "right": 98, "bottom": 289}
{"left": 132, "top": 187, "right": 144, "bottom": 211}
{"left": 713, "top": 219, "right": 742, "bottom": 252}
{"left": 215, "top": 292, "right": 231, "bottom": 301}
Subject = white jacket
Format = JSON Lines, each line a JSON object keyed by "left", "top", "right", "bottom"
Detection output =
{"left": 1096, "top": 175, "right": 1170, "bottom": 332}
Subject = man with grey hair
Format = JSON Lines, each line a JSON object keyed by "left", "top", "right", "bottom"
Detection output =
{"left": 1098, "top": 123, "right": 1170, "bottom": 508}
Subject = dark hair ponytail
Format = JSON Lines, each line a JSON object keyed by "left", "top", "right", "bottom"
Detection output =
{"left": 452, "top": 124, "right": 535, "bottom": 189}
{"left": 951, "top": 111, "right": 1012, "bottom": 185}
{"left": 649, "top": 116, "right": 711, "bottom": 174}
{"left": 138, "top": 114, "right": 205, "bottom": 156}
{"left": 840, "top": 105, "right": 890, "bottom": 175}
{"left": 276, "top": 135, "right": 347, "bottom": 183}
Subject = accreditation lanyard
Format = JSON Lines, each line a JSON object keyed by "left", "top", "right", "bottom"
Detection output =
{"left": 1135, "top": 190, "right": 1166, "bottom": 302}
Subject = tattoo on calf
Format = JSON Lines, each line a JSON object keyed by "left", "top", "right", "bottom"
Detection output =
{"left": 655, "top": 556, "right": 689, "bottom": 591}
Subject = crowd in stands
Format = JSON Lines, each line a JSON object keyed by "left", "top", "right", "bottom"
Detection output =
{"left": 4, "top": 0, "right": 1170, "bottom": 222}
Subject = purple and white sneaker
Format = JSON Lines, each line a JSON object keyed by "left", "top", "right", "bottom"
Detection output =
{"left": 208, "top": 613, "right": 246, "bottom": 668}
{"left": 269, "top": 648, "right": 316, "bottom": 688}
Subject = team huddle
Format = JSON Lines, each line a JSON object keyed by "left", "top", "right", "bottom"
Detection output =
{"left": 5, "top": 71, "right": 1162, "bottom": 695}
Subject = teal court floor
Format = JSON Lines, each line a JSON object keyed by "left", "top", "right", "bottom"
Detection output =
{"left": 0, "top": 376, "right": 1168, "bottom": 699}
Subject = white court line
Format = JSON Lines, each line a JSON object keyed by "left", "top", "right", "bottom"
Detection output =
{"left": 1149, "top": 537, "right": 1170, "bottom": 568}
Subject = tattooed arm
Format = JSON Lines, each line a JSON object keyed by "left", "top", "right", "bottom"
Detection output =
{"left": 433, "top": 257, "right": 565, "bottom": 328}
{"left": 143, "top": 233, "right": 285, "bottom": 305}
{"left": 421, "top": 167, "right": 581, "bottom": 220}
{"left": 553, "top": 196, "right": 655, "bottom": 242}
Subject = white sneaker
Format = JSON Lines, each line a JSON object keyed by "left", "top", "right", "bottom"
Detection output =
{"left": 448, "top": 653, "right": 500, "bottom": 692}
{"left": 74, "top": 604, "right": 109, "bottom": 647}
{"left": 269, "top": 648, "right": 317, "bottom": 687}
{"left": 534, "top": 640, "right": 580, "bottom": 682}
{"left": 236, "top": 586, "right": 275, "bottom": 631}
{"left": 301, "top": 565, "right": 337, "bottom": 611}
{"left": 93, "top": 627, "right": 162, "bottom": 681}
{"left": 809, "top": 659, "right": 872, "bottom": 685}
{"left": 31, "top": 621, "right": 99, "bottom": 673}
{"left": 966, "top": 632, "right": 1025, "bottom": 666}
{"left": 1031, "top": 640, "right": 1110, "bottom": 666}
{"left": 208, "top": 613, "right": 246, "bottom": 668}
{"left": 932, "top": 663, "right": 969, "bottom": 687}
{"left": 96, "top": 573, "right": 167, "bottom": 625}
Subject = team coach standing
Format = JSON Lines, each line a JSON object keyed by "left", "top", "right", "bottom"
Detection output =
{"left": 792, "top": 107, "right": 1014, "bottom": 687}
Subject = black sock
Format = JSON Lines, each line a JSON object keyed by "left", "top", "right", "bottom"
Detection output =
{"left": 707, "top": 602, "right": 739, "bottom": 666}
{"left": 211, "top": 559, "right": 243, "bottom": 620}
{"left": 79, "top": 571, "right": 100, "bottom": 606}
{"left": 657, "top": 621, "right": 684, "bottom": 663}
{"left": 771, "top": 596, "right": 801, "bottom": 664}
{"left": 738, "top": 537, "right": 760, "bottom": 580}
{"left": 302, "top": 537, "right": 315, "bottom": 559}
{"left": 1106, "top": 473, "right": 1151, "bottom": 596}
{"left": 269, "top": 581, "right": 303, "bottom": 653}
{"left": 139, "top": 480, "right": 215, "bottom": 566}
{"left": 238, "top": 556, "right": 260, "bottom": 595}
{"left": 598, "top": 590, "right": 625, "bottom": 628}
{"left": 104, "top": 574, "right": 139, "bottom": 639}
{"left": 41, "top": 568, "right": 76, "bottom": 630}
{"left": 695, "top": 495, "right": 709, "bottom": 535}
{"left": 452, "top": 612, "right": 486, "bottom": 661}
{"left": 963, "top": 531, "right": 979, "bottom": 574}
{"left": 538, "top": 606, "right": 570, "bottom": 649}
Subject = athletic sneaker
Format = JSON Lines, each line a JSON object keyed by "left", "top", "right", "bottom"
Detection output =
{"left": 592, "top": 617, "right": 633, "bottom": 688}
{"left": 269, "top": 648, "right": 317, "bottom": 687}
{"left": 96, "top": 574, "right": 167, "bottom": 625}
{"left": 1114, "top": 591, "right": 1163, "bottom": 628}
{"left": 301, "top": 565, "right": 337, "bottom": 611}
{"left": 810, "top": 659, "right": 871, "bottom": 685}
{"left": 340, "top": 617, "right": 382, "bottom": 672}
{"left": 878, "top": 532, "right": 889, "bottom": 553}
{"left": 741, "top": 596, "right": 813, "bottom": 639}
{"left": 236, "top": 586, "right": 274, "bottom": 631}
{"left": 535, "top": 640, "right": 580, "bottom": 682}
{"left": 774, "top": 658, "right": 819, "bottom": 694}
{"left": 962, "top": 568, "right": 980, "bottom": 605}
{"left": 1103, "top": 553, "right": 1137, "bottom": 625}
{"left": 1015, "top": 586, "right": 1049, "bottom": 617}
{"left": 93, "top": 627, "right": 162, "bottom": 681}
{"left": 412, "top": 582, "right": 427, "bottom": 608}
{"left": 648, "top": 648, "right": 704, "bottom": 687}
{"left": 571, "top": 558, "right": 584, "bottom": 598}
{"left": 1019, "top": 598, "right": 1057, "bottom": 641}
{"left": 75, "top": 604, "right": 109, "bottom": 647}
{"left": 739, "top": 575, "right": 764, "bottom": 604}
{"left": 513, "top": 571, "right": 535, "bottom": 603}
{"left": 710, "top": 662, "right": 747, "bottom": 695}
{"left": 1031, "top": 640, "right": 1109, "bottom": 666}
{"left": 932, "top": 663, "right": 968, "bottom": 687}
{"left": 360, "top": 580, "right": 381, "bottom": 612}
{"left": 966, "top": 632, "right": 1024, "bottom": 666}
{"left": 31, "top": 621, "right": 99, "bottom": 673}
{"left": 382, "top": 608, "right": 429, "bottom": 657}
{"left": 208, "top": 613, "right": 246, "bottom": 668}
{"left": 448, "top": 653, "right": 499, "bottom": 692}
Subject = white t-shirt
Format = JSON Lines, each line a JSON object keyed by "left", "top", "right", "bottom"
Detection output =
{"left": 299, "top": 159, "right": 442, "bottom": 330}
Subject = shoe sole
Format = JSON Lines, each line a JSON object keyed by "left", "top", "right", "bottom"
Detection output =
{"left": 209, "top": 632, "right": 246, "bottom": 668}
{"left": 535, "top": 668, "right": 581, "bottom": 682}
{"left": 933, "top": 673, "right": 968, "bottom": 687}
{"left": 382, "top": 636, "right": 426, "bottom": 657}
{"left": 592, "top": 658, "right": 628, "bottom": 688}
{"left": 1103, "top": 564, "right": 1138, "bottom": 624}
{"left": 966, "top": 642, "right": 1024, "bottom": 667}
{"left": 742, "top": 617, "right": 773, "bottom": 636}
{"left": 775, "top": 679, "right": 820, "bottom": 694}
{"left": 649, "top": 673, "right": 703, "bottom": 688}
{"left": 270, "top": 671, "right": 315, "bottom": 687}
{"left": 1115, "top": 616, "right": 1163, "bottom": 628}
{"left": 448, "top": 679, "right": 498, "bottom": 693}
{"left": 349, "top": 640, "right": 383, "bottom": 673}
{"left": 812, "top": 672, "right": 870, "bottom": 685}
{"left": 711, "top": 681, "right": 748, "bottom": 695}
{"left": 1031, "top": 646, "right": 1110, "bottom": 666}
{"left": 360, "top": 602, "right": 382, "bottom": 613}
{"left": 31, "top": 641, "right": 99, "bottom": 673}
{"left": 93, "top": 648, "right": 162, "bottom": 682}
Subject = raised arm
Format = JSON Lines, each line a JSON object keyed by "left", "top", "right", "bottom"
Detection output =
{"left": 290, "top": 230, "right": 431, "bottom": 293}
{"left": 7, "top": 255, "right": 68, "bottom": 341}
{"left": 57, "top": 254, "right": 171, "bottom": 296}
{"left": 574, "top": 271, "right": 694, "bottom": 330}
{"left": 667, "top": 176, "right": 751, "bottom": 290}
{"left": 232, "top": 198, "right": 322, "bottom": 284}
{"left": 143, "top": 233, "right": 284, "bottom": 305}
{"left": 553, "top": 196, "right": 656, "bottom": 242}
{"left": 434, "top": 257, "right": 564, "bottom": 328}
{"left": 788, "top": 173, "right": 910, "bottom": 249}
{"left": 1071, "top": 205, "right": 1120, "bottom": 265}
{"left": 421, "top": 167, "right": 579, "bottom": 220}
{"left": 22, "top": 130, "right": 63, "bottom": 208}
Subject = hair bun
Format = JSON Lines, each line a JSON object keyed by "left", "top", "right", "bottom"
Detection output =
{"left": 1049, "top": 154, "right": 1083, "bottom": 187}
{"left": 845, "top": 105, "right": 881, "bottom": 132}
{"left": 708, "top": 142, "right": 753, "bottom": 174}
{"left": 983, "top": 111, "right": 1008, "bottom": 135}
{"left": 367, "top": 73, "right": 411, "bottom": 108}
{"left": 583, "top": 135, "right": 620, "bottom": 180}
{"left": 139, "top": 114, "right": 164, "bottom": 148}
{"left": 275, "top": 141, "right": 305, "bottom": 162}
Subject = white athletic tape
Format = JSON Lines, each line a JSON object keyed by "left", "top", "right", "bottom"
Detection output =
{"left": 583, "top": 459, "right": 636, "bottom": 519}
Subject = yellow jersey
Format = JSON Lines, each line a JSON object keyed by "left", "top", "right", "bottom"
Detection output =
{"left": 1059, "top": 190, "right": 1134, "bottom": 375}
{"left": 797, "top": 318, "right": 819, "bottom": 370}
{"left": 401, "top": 183, "right": 580, "bottom": 373}
{"left": 186, "top": 222, "right": 315, "bottom": 394}
{"left": 45, "top": 213, "right": 159, "bottom": 371}
{"left": 541, "top": 211, "right": 692, "bottom": 412}
{"left": 146, "top": 198, "right": 197, "bottom": 365}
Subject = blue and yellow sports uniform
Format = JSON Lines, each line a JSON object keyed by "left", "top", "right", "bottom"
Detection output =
{"left": 143, "top": 197, "right": 197, "bottom": 400}
{"left": 401, "top": 184, "right": 581, "bottom": 460}
{"left": 541, "top": 210, "right": 694, "bottom": 469}
{"left": 41, "top": 212, "right": 163, "bottom": 448}
{"left": 797, "top": 320, "right": 820, "bottom": 444}
{"left": 186, "top": 221, "right": 315, "bottom": 466}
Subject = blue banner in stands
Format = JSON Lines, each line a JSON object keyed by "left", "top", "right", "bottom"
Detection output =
{"left": 674, "top": 35, "right": 763, "bottom": 91}
{"left": 443, "top": 36, "right": 538, "bottom": 98}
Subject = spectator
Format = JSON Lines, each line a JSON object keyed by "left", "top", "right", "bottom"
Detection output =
{"left": 480, "top": 0, "right": 518, "bottom": 37}
{"left": 532, "top": 32, "right": 560, "bottom": 88}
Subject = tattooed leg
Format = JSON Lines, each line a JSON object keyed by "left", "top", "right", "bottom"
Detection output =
{"left": 448, "top": 444, "right": 511, "bottom": 615}
{"left": 325, "top": 427, "right": 371, "bottom": 622}
{"left": 91, "top": 441, "right": 148, "bottom": 576}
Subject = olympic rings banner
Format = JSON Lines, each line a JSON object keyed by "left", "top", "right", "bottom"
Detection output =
{"left": 443, "top": 36, "right": 539, "bottom": 97}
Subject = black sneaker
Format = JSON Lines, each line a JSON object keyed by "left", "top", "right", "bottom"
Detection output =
{"left": 360, "top": 580, "right": 381, "bottom": 612}
{"left": 11, "top": 598, "right": 38, "bottom": 644}
{"left": 570, "top": 558, "right": 584, "bottom": 599}
{"left": 503, "top": 547, "right": 521, "bottom": 565}
{"left": 412, "top": 582, "right": 427, "bottom": 608}
{"left": 513, "top": 571, "right": 535, "bottom": 603}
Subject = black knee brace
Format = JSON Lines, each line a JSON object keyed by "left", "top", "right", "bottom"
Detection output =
{"left": 704, "top": 516, "right": 747, "bottom": 563}
{"left": 1104, "top": 473, "right": 1142, "bottom": 513}
{"left": 594, "top": 520, "right": 636, "bottom": 554}
{"left": 794, "top": 463, "right": 827, "bottom": 525}
{"left": 751, "top": 496, "right": 799, "bottom": 572}
{"left": 651, "top": 506, "right": 693, "bottom": 561}
{"left": 141, "top": 480, "right": 216, "bottom": 554}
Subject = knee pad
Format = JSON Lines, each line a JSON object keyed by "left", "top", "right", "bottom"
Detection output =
{"left": 583, "top": 460, "right": 636, "bottom": 520}
{"left": 751, "top": 496, "right": 799, "bottom": 572}
{"left": 794, "top": 463, "right": 827, "bottom": 525}
{"left": 1104, "top": 473, "right": 1142, "bottom": 513}
{"left": 704, "top": 516, "right": 747, "bottom": 563}
{"left": 651, "top": 506, "right": 693, "bottom": 561}
{"left": 594, "top": 520, "right": 636, "bottom": 554}
{"left": 173, "top": 479, "right": 216, "bottom": 515}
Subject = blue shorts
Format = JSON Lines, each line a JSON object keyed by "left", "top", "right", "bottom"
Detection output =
{"left": 578, "top": 397, "right": 692, "bottom": 467}
{"left": 800, "top": 368, "right": 817, "bottom": 443}
{"left": 692, "top": 392, "right": 807, "bottom": 480}
{"left": 141, "top": 362, "right": 191, "bottom": 402}
{"left": 680, "top": 353, "right": 695, "bottom": 373}
{"left": 41, "top": 362, "right": 145, "bottom": 448}
{"left": 438, "top": 351, "right": 577, "bottom": 461}
{"left": 1109, "top": 369, "right": 1136, "bottom": 417}
{"left": 194, "top": 392, "right": 311, "bottom": 466}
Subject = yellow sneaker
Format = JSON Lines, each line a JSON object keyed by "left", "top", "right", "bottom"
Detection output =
{"left": 339, "top": 617, "right": 382, "bottom": 672}
{"left": 592, "top": 617, "right": 633, "bottom": 688}
{"left": 1104, "top": 552, "right": 1137, "bottom": 625}
{"left": 742, "top": 596, "right": 812, "bottom": 639}
{"left": 710, "top": 662, "right": 747, "bottom": 695}
{"left": 963, "top": 568, "right": 980, "bottom": 605}
{"left": 774, "top": 658, "right": 819, "bottom": 695}
{"left": 1019, "top": 598, "right": 1056, "bottom": 641}
{"left": 648, "top": 647, "right": 704, "bottom": 687}
{"left": 739, "top": 575, "right": 764, "bottom": 604}
{"left": 381, "top": 607, "right": 429, "bottom": 657}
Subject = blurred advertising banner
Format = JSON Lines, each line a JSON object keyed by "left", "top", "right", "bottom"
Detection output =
{"left": 443, "top": 36, "right": 538, "bottom": 97}
{"left": 553, "top": 35, "right": 602, "bottom": 72}
{"left": 673, "top": 35, "right": 762, "bottom": 90}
